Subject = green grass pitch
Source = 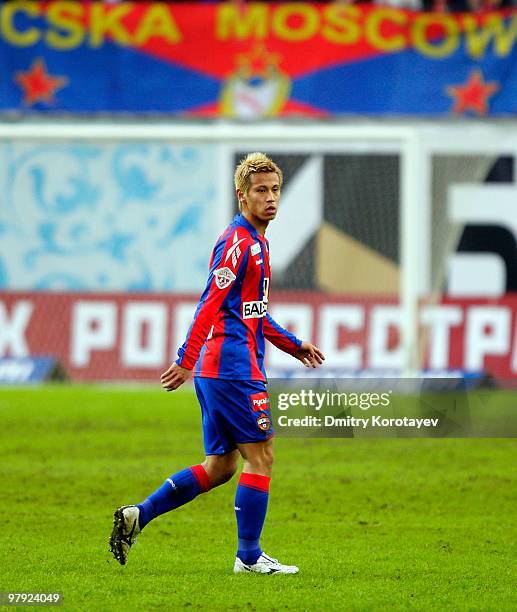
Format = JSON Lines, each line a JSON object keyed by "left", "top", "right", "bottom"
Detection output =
{"left": 1, "top": 386, "right": 516, "bottom": 610}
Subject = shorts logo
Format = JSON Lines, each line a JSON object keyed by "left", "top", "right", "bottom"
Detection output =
{"left": 250, "top": 391, "right": 270, "bottom": 412}
{"left": 243, "top": 300, "right": 267, "bottom": 319}
{"left": 257, "top": 412, "right": 271, "bottom": 431}
{"left": 214, "top": 267, "right": 236, "bottom": 289}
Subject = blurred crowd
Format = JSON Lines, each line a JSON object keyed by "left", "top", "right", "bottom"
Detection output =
{"left": 104, "top": 0, "right": 517, "bottom": 13}
{"left": 103, "top": 0, "right": 517, "bottom": 12}
{"left": 360, "top": 0, "right": 515, "bottom": 10}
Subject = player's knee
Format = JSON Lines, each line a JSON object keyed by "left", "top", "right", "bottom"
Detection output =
{"left": 217, "top": 458, "right": 238, "bottom": 484}
{"left": 202, "top": 456, "right": 238, "bottom": 487}
{"left": 263, "top": 444, "right": 274, "bottom": 470}
{"left": 219, "top": 467, "right": 237, "bottom": 484}
{"left": 260, "top": 443, "right": 275, "bottom": 472}
{"left": 246, "top": 450, "right": 273, "bottom": 475}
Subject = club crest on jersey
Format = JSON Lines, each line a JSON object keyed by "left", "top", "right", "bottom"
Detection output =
{"left": 257, "top": 412, "right": 271, "bottom": 431}
{"left": 214, "top": 267, "right": 236, "bottom": 289}
{"left": 243, "top": 300, "right": 268, "bottom": 319}
{"left": 250, "top": 391, "right": 270, "bottom": 412}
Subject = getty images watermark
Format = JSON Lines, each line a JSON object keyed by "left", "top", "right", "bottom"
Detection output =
{"left": 276, "top": 388, "right": 440, "bottom": 430}
{"left": 267, "top": 379, "right": 516, "bottom": 438}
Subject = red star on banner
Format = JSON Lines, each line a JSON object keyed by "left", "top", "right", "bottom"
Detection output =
{"left": 236, "top": 43, "right": 282, "bottom": 79}
{"left": 15, "top": 58, "right": 68, "bottom": 106}
{"left": 446, "top": 69, "right": 499, "bottom": 116}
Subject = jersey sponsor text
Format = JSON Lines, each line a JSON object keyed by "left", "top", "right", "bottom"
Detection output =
{"left": 250, "top": 391, "right": 270, "bottom": 411}
{"left": 243, "top": 300, "right": 268, "bottom": 319}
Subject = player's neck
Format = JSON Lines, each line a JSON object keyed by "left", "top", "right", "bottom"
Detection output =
{"left": 242, "top": 211, "right": 268, "bottom": 235}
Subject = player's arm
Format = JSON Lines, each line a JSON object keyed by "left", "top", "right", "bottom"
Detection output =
{"left": 161, "top": 232, "right": 251, "bottom": 391}
{"left": 263, "top": 313, "right": 325, "bottom": 369}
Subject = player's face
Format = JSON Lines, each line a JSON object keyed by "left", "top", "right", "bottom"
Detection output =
{"left": 239, "top": 172, "right": 281, "bottom": 223}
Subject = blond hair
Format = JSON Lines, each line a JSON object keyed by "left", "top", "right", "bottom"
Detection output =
{"left": 234, "top": 152, "right": 283, "bottom": 210}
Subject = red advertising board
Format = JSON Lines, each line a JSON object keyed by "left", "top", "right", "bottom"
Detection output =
{"left": 0, "top": 292, "right": 516, "bottom": 382}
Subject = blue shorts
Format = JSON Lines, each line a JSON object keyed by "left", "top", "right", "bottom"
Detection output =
{"left": 194, "top": 377, "right": 274, "bottom": 456}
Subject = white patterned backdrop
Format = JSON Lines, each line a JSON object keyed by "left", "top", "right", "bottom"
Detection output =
{"left": 0, "top": 142, "right": 219, "bottom": 291}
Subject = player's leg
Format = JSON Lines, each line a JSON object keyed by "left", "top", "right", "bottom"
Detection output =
{"left": 202, "top": 450, "right": 240, "bottom": 487}
{"left": 239, "top": 438, "right": 274, "bottom": 476}
{"left": 109, "top": 451, "right": 238, "bottom": 565}
{"left": 109, "top": 463, "right": 211, "bottom": 566}
{"left": 234, "top": 438, "right": 273, "bottom": 565}
{"left": 137, "top": 450, "right": 239, "bottom": 529}
{"left": 233, "top": 439, "right": 298, "bottom": 575}
{"left": 136, "top": 376, "right": 239, "bottom": 528}
{"left": 109, "top": 377, "right": 237, "bottom": 565}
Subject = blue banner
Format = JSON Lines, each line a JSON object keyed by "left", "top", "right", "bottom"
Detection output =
{"left": 1, "top": 2, "right": 517, "bottom": 116}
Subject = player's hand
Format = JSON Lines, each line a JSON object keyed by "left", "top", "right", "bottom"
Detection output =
{"left": 160, "top": 362, "right": 192, "bottom": 391}
{"left": 295, "top": 342, "right": 325, "bottom": 369}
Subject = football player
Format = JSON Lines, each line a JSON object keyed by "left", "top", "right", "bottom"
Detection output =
{"left": 110, "top": 153, "right": 324, "bottom": 574}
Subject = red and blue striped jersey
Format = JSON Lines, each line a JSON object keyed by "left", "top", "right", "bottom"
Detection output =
{"left": 176, "top": 214, "right": 302, "bottom": 381}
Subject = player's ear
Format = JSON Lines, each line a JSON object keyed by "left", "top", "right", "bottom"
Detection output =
{"left": 236, "top": 189, "right": 245, "bottom": 211}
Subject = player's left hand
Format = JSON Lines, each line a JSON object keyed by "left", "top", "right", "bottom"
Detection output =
{"left": 160, "top": 362, "right": 192, "bottom": 391}
{"left": 295, "top": 342, "right": 325, "bottom": 369}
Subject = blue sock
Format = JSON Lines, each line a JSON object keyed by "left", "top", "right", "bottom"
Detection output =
{"left": 137, "top": 464, "right": 210, "bottom": 529}
{"left": 235, "top": 473, "right": 271, "bottom": 565}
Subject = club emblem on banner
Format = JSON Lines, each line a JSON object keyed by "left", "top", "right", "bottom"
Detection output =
{"left": 220, "top": 44, "right": 291, "bottom": 118}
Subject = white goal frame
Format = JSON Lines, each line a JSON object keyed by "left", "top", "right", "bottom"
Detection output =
{"left": 0, "top": 121, "right": 422, "bottom": 374}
